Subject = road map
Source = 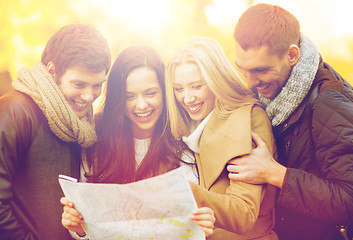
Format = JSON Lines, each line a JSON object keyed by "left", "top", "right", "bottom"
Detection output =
{"left": 59, "top": 167, "right": 205, "bottom": 240}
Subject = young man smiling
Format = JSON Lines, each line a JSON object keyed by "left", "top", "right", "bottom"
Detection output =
{"left": 0, "top": 24, "right": 111, "bottom": 240}
{"left": 228, "top": 3, "right": 353, "bottom": 240}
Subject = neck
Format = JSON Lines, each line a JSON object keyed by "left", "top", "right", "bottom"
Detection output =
{"left": 132, "top": 127, "right": 155, "bottom": 139}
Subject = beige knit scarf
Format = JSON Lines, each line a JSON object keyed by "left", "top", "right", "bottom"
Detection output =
{"left": 12, "top": 62, "right": 97, "bottom": 147}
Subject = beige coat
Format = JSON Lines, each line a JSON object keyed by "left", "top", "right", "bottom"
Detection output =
{"left": 190, "top": 104, "right": 278, "bottom": 240}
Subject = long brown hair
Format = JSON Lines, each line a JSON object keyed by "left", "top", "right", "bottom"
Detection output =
{"left": 86, "top": 46, "right": 184, "bottom": 183}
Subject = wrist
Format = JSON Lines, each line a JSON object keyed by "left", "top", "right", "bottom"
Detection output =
{"left": 267, "top": 163, "right": 287, "bottom": 188}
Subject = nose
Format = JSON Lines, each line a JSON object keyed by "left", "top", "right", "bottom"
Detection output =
{"left": 136, "top": 96, "right": 148, "bottom": 110}
{"left": 183, "top": 89, "right": 195, "bottom": 105}
{"left": 81, "top": 88, "right": 95, "bottom": 102}
{"left": 245, "top": 72, "right": 260, "bottom": 90}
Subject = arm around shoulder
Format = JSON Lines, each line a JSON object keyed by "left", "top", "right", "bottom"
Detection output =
{"left": 250, "top": 105, "right": 275, "bottom": 155}
{"left": 250, "top": 105, "right": 287, "bottom": 187}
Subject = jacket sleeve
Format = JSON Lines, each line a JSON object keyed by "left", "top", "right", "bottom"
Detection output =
{"left": 190, "top": 106, "right": 276, "bottom": 234}
{"left": 190, "top": 176, "right": 263, "bottom": 234}
{"left": 278, "top": 89, "right": 353, "bottom": 224}
{"left": 0, "top": 92, "right": 38, "bottom": 240}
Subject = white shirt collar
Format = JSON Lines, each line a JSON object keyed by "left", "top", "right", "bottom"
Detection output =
{"left": 182, "top": 110, "right": 214, "bottom": 154}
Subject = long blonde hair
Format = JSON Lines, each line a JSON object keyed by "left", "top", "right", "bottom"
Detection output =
{"left": 166, "top": 36, "right": 259, "bottom": 139}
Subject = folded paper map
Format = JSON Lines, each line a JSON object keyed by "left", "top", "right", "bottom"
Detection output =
{"left": 59, "top": 167, "right": 205, "bottom": 240}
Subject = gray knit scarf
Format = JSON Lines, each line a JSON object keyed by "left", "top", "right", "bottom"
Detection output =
{"left": 12, "top": 62, "right": 97, "bottom": 147}
{"left": 260, "top": 33, "right": 320, "bottom": 126}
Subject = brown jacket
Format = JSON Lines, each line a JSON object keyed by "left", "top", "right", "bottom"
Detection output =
{"left": 0, "top": 90, "right": 80, "bottom": 239}
{"left": 190, "top": 104, "right": 278, "bottom": 240}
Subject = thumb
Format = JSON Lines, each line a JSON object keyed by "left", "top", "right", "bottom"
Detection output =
{"left": 60, "top": 197, "right": 74, "bottom": 207}
{"left": 251, "top": 131, "right": 266, "bottom": 148}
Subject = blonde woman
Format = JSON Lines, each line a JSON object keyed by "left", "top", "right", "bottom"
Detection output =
{"left": 166, "top": 37, "right": 278, "bottom": 239}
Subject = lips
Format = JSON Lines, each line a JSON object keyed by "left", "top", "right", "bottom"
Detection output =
{"left": 135, "top": 110, "right": 153, "bottom": 118}
{"left": 72, "top": 100, "right": 89, "bottom": 110}
{"left": 69, "top": 100, "right": 90, "bottom": 118}
{"left": 75, "top": 102, "right": 87, "bottom": 108}
{"left": 186, "top": 103, "right": 202, "bottom": 113}
{"left": 256, "top": 83, "right": 271, "bottom": 95}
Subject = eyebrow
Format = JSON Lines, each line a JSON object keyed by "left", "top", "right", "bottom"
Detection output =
{"left": 144, "top": 87, "right": 160, "bottom": 92}
{"left": 173, "top": 80, "right": 205, "bottom": 86}
{"left": 235, "top": 62, "right": 269, "bottom": 72}
{"left": 125, "top": 86, "right": 160, "bottom": 93}
{"left": 71, "top": 78, "right": 106, "bottom": 84}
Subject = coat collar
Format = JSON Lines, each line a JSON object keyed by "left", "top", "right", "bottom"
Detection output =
{"left": 197, "top": 105, "right": 253, "bottom": 189}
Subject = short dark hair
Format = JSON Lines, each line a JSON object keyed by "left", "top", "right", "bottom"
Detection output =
{"left": 234, "top": 3, "right": 300, "bottom": 56}
{"left": 41, "top": 24, "right": 111, "bottom": 78}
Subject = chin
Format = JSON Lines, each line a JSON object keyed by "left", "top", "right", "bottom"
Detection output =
{"left": 259, "top": 92, "right": 274, "bottom": 99}
{"left": 76, "top": 112, "right": 87, "bottom": 119}
{"left": 190, "top": 115, "right": 203, "bottom": 121}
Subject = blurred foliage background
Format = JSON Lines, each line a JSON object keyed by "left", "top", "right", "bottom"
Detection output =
{"left": 1, "top": 0, "right": 353, "bottom": 91}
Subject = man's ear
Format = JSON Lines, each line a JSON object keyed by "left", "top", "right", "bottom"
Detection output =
{"left": 46, "top": 62, "right": 56, "bottom": 78}
{"left": 287, "top": 44, "right": 300, "bottom": 67}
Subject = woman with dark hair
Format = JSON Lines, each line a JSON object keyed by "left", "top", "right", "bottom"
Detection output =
{"left": 60, "top": 46, "right": 215, "bottom": 239}
{"left": 85, "top": 46, "right": 194, "bottom": 183}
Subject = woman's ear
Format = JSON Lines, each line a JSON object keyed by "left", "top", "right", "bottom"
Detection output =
{"left": 287, "top": 44, "right": 300, "bottom": 67}
{"left": 46, "top": 62, "right": 56, "bottom": 78}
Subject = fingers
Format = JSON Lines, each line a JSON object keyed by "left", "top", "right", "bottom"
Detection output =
{"left": 193, "top": 207, "right": 214, "bottom": 215}
{"left": 62, "top": 211, "right": 82, "bottom": 226}
{"left": 61, "top": 210, "right": 84, "bottom": 233}
{"left": 227, "top": 165, "right": 240, "bottom": 181}
{"left": 192, "top": 207, "right": 215, "bottom": 225}
{"left": 192, "top": 207, "right": 215, "bottom": 237}
{"left": 199, "top": 225, "right": 214, "bottom": 237}
{"left": 61, "top": 215, "right": 85, "bottom": 237}
{"left": 193, "top": 207, "right": 215, "bottom": 220}
{"left": 63, "top": 205, "right": 82, "bottom": 220}
{"left": 227, "top": 164, "right": 254, "bottom": 182}
{"left": 61, "top": 197, "right": 81, "bottom": 219}
{"left": 61, "top": 197, "right": 84, "bottom": 227}
{"left": 61, "top": 204, "right": 85, "bottom": 235}
{"left": 227, "top": 164, "right": 237, "bottom": 173}
{"left": 60, "top": 197, "right": 74, "bottom": 207}
{"left": 61, "top": 197, "right": 82, "bottom": 220}
{"left": 228, "top": 171, "right": 244, "bottom": 181}
{"left": 193, "top": 219, "right": 214, "bottom": 229}
{"left": 227, "top": 162, "right": 247, "bottom": 177}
